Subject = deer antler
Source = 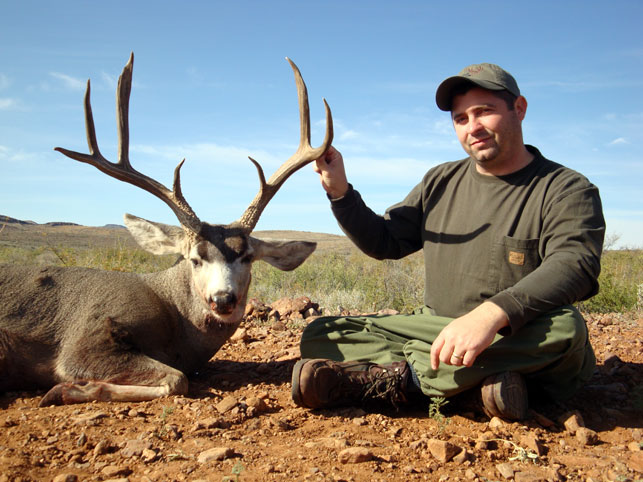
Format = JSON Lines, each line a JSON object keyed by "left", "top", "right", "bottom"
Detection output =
{"left": 236, "top": 58, "right": 333, "bottom": 232}
{"left": 54, "top": 52, "right": 202, "bottom": 235}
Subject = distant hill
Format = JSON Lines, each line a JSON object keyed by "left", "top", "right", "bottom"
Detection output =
{"left": 1, "top": 215, "right": 350, "bottom": 253}
{"left": 1, "top": 214, "right": 122, "bottom": 229}
{"left": 1, "top": 215, "right": 37, "bottom": 226}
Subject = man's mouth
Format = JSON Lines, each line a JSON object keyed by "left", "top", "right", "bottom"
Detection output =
{"left": 470, "top": 137, "right": 491, "bottom": 148}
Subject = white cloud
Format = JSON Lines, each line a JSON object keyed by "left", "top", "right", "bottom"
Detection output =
{"left": 132, "top": 142, "right": 271, "bottom": 167}
{"left": 339, "top": 130, "right": 359, "bottom": 141}
{"left": 0, "top": 98, "right": 16, "bottom": 110}
{"left": 608, "top": 137, "right": 629, "bottom": 146}
{"left": 49, "top": 72, "right": 86, "bottom": 90}
{"left": 0, "top": 145, "right": 37, "bottom": 162}
{"left": 101, "top": 71, "right": 117, "bottom": 90}
{"left": 0, "top": 74, "right": 9, "bottom": 90}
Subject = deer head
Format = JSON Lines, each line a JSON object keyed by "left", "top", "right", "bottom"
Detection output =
{"left": 54, "top": 53, "right": 333, "bottom": 322}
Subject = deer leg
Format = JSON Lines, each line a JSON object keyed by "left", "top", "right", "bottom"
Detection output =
{"left": 40, "top": 354, "right": 189, "bottom": 406}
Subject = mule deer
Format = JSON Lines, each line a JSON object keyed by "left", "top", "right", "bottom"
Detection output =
{"left": 0, "top": 53, "right": 332, "bottom": 406}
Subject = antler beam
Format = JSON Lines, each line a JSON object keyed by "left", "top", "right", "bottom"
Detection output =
{"left": 54, "top": 52, "right": 202, "bottom": 235}
{"left": 236, "top": 58, "right": 334, "bottom": 232}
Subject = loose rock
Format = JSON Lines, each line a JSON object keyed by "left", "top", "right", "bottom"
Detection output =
{"left": 121, "top": 439, "right": 152, "bottom": 458}
{"left": 629, "top": 451, "right": 643, "bottom": 473}
{"left": 496, "top": 462, "right": 514, "bottom": 479}
{"left": 101, "top": 465, "right": 132, "bottom": 478}
{"left": 338, "top": 447, "right": 374, "bottom": 464}
{"left": 576, "top": 427, "right": 599, "bottom": 446}
{"left": 53, "top": 475, "right": 78, "bottom": 482}
{"left": 427, "top": 439, "right": 461, "bottom": 463}
{"left": 197, "top": 447, "right": 235, "bottom": 463}
{"left": 216, "top": 396, "right": 239, "bottom": 414}
{"left": 560, "top": 411, "right": 585, "bottom": 434}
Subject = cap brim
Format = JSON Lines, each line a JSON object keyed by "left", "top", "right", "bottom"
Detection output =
{"left": 435, "top": 76, "right": 506, "bottom": 111}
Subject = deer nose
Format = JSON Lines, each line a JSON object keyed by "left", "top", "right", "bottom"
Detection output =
{"left": 209, "top": 292, "right": 237, "bottom": 315}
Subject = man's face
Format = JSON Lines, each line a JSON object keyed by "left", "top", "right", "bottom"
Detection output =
{"left": 451, "top": 87, "right": 526, "bottom": 175}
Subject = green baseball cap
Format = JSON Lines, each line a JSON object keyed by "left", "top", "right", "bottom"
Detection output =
{"left": 435, "top": 63, "right": 520, "bottom": 111}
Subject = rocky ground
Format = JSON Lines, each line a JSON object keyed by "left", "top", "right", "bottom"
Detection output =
{"left": 0, "top": 299, "right": 641, "bottom": 482}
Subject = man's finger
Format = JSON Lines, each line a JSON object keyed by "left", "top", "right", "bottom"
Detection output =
{"left": 430, "top": 336, "right": 445, "bottom": 370}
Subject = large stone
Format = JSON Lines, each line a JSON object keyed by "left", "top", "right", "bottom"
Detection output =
{"left": 270, "top": 296, "right": 314, "bottom": 317}
{"left": 576, "top": 427, "right": 599, "bottom": 446}
{"left": 519, "top": 433, "right": 546, "bottom": 456}
{"left": 427, "top": 439, "right": 461, "bottom": 463}
{"left": 496, "top": 463, "right": 514, "bottom": 479}
{"left": 628, "top": 451, "right": 643, "bottom": 473}
{"left": 121, "top": 439, "right": 152, "bottom": 458}
{"left": 338, "top": 447, "right": 374, "bottom": 464}
{"left": 197, "top": 447, "right": 234, "bottom": 463}
{"left": 560, "top": 411, "right": 584, "bottom": 434}
{"left": 216, "top": 395, "right": 239, "bottom": 413}
{"left": 53, "top": 475, "right": 78, "bottom": 482}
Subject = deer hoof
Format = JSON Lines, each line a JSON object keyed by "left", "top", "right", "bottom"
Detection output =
{"left": 39, "top": 383, "right": 70, "bottom": 406}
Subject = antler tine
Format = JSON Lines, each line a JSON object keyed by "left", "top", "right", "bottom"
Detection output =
{"left": 54, "top": 53, "right": 202, "bottom": 235}
{"left": 236, "top": 58, "right": 334, "bottom": 232}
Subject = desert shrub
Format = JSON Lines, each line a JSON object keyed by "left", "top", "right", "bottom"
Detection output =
{"left": 0, "top": 244, "right": 176, "bottom": 274}
{"left": 249, "top": 250, "right": 424, "bottom": 314}
{"left": 0, "top": 245, "right": 49, "bottom": 265}
{"left": 578, "top": 249, "right": 642, "bottom": 313}
{"left": 2, "top": 240, "right": 640, "bottom": 315}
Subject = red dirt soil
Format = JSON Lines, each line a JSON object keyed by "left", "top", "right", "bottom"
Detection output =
{"left": 1, "top": 306, "right": 641, "bottom": 482}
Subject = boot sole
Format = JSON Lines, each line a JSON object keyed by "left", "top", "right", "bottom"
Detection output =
{"left": 481, "top": 371, "right": 528, "bottom": 421}
{"left": 291, "top": 358, "right": 310, "bottom": 407}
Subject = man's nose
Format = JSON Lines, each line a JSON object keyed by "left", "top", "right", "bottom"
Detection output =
{"left": 467, "top": 116, "right": 483, "bottom": 134}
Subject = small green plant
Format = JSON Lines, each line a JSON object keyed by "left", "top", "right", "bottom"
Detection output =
{"left": 428, "top": 396, "right": 450, "bottom": 432}
{"left": 42, "top": 232, "right": 77, "bottom": 267}
{"left": 508, "top": 446, "right": 539, "bottom": 463}
{"left": 156, "top": 405, "right": 175, "bottom": 438}
{"left": 222, "top": 461, "right": 245, "bottom": 481}
{"left": 167, "top": 451, "right": 189, "bottom": 462}
{"left": 490, "top": 438, "right": 539, "bottom": 464}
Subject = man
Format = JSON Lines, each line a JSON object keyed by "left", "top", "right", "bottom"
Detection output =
{"left": 291, "top": 63, "right": 605, "bottom": 420}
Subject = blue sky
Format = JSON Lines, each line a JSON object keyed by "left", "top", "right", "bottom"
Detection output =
{"left": 1, "top": 1, "right": 641, "bottom": 248}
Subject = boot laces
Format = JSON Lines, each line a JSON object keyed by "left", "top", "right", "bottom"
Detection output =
{"left": 352, "top": 366, "right": 406, "bottom": 409}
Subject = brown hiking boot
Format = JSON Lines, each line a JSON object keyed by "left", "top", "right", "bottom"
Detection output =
{"left": 292, "top": 359, "right": 410, "bottom": 410}
{"left": 480, "top": 371, "right": 528, "bottom": 421}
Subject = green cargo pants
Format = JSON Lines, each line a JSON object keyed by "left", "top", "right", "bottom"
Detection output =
{"left": 299, "top": 305, "right": 595, "bottom": 400}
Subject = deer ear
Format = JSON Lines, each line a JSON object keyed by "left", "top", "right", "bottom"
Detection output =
{"left": 124, "top": 213, "right": 187, "bottom": 255}
{"left": 250, "top": 237, "right": 316, "bottom": 271}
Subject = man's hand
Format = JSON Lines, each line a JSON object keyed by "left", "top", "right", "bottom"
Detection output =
{"left": 313, "top": 146, "right": 349, "bottom": 199}
{"left": 430, "top": 302, "right": 509, "bottom": 370}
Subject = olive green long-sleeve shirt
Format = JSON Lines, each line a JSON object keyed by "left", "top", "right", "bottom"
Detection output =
{"left": 331, "top": 146, "right": 605, "bottom": 333}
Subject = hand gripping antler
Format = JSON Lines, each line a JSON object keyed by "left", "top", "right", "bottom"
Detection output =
{"left": 54, "top": 53, "right": 202, "bottom": 235}
{"left": 235, "top": 58, "right": 334, "bottom": 232}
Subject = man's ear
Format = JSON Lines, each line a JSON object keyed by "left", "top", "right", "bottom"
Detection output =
{"left": 123, "top": 213, "right": 187, "bottom": 255}
{"left": 515, "top": 95, "right": 528, "bottom": 121}
{"left": 250, "top": 237, "right": 316, "bottom": 271}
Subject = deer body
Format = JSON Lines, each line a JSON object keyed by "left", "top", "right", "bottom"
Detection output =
{"left": 0, "top": 54, "right": 331, "bottom": 405}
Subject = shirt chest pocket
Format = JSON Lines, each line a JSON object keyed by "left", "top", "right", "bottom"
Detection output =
{"left": 490, "top": 236, "right": 541, "bottom": 292}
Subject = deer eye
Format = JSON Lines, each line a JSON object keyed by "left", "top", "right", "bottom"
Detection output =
{"left": 239, "top": 252, "right": 253, "bottom": 264}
